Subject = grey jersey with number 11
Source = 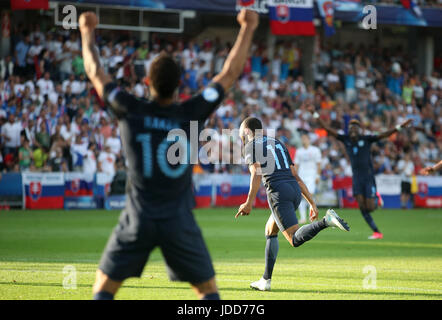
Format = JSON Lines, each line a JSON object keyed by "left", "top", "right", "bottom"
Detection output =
{"left": 244, "top": 136, "right": 295, "bottom": 192}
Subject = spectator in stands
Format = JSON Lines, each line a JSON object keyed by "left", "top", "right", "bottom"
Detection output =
{"left": 32, "top": 145, "right": 48, "bottom": 171}
{"left": 14, "top": 34, "right": 30, "bottom": 77}
{"left": 0, "top": 20, "right": 439, "bottom": 183}
{"left": 83, "top": 142, "right": 97, "bottom": 175}
{"left": 98, "top": 145, "right": 116, "bottom": 179}
{"left": 36, "top": 71, "right": 54, "bottom": 96}
{"left": 1, "top": 114, "right": 21, "bottom": 157}
{"left": 110, "top": 160, "right": 127, "bottom": 195}
{"left": 26, "top": 37, "right": 44, "bottom": 76}
{"left": 71, "top": 135, "right": 87, "bottom": 172}
{"left": 18, "top": 137, "right": 32, "bottom": 171}
{"left": 48, "top": 147, "right": 67, "bottom": 172}
{"left": 397, "top": 152, "right": 415, "bottom": 209}
{"left": 105, "top": 128, "right": 121, "bottom": 158}
{"left": 1, "top": 55, "right": 14, "bottom": 80}
{"left": 35, "top": 120, "right": 51, "bottom": 150}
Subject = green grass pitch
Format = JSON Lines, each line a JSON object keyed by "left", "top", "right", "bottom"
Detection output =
{"left": 0, "top": 208, "right": 441, "bottom": 300}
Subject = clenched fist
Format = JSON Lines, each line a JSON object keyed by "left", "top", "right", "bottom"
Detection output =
{"left": 79, "top": 12, "right": 98, "bottom": 32}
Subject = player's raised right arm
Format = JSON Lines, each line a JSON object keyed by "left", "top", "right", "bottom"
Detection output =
{"left": 212, "top": 9, "right": 259, "bottom": 92}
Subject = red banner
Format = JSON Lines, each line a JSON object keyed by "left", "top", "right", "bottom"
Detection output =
{"left": 11, "top": 0, "right": 49, "bottom": 10}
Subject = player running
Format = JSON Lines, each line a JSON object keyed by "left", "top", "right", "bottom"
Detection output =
{"left": 310, "top": 108, "right": 412, "bottom": 240}
{"left": 294, "top": 133, "right": 322, "bottom": 224}
{"left": 236, "top": 117, "right": 350, "bottom": 292}
{"left": 79, "top": 9, "right": 259, "bottom": 300}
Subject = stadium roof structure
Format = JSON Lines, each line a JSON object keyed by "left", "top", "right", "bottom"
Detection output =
{"left": 49, "top": 0, "right": 442, "bottom": 28}
{"left": 51, "top": 1, "right": 196, "bottom": 33}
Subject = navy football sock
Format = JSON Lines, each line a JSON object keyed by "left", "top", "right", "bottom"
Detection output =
{"left": 201, "top": 292, "right": 220, "bottom": 300}
{"left": 361, "top": 209, "right": 380, "bottom": 233}
{"left": 292, "top": 219, "right": 327, "bottom": 248}
{"left": 263, "top": 235, "right": 279, "bottom": 280}
{"left": 93, "top": 291, "right": 114, "bottom": 300}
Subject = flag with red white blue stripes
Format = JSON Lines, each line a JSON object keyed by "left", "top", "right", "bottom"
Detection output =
{"left": 268, "top": 0, "right": 315, "bottom": 36}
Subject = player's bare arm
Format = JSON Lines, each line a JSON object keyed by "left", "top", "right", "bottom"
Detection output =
{"left": 236, "top": 162, "right": 262, "bottom": 218}
{"left": 376, "top": 119, "right": 413, "bottom": 140}
{"left": 307, "top": 105, "right": 339, "bottom": 138}
{"left": 212, "top": 9, "right": 259, "bottom": 92}
{"left": 420, "top": 160, "right": 442, "bottom": 175}
{"left": 290, "top": 165, "right": 319, "bottom": 221}
{"left": 79, "top": 12, "right": 112, "bottom": 99}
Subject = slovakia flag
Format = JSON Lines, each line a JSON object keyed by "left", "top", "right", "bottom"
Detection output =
{"left": 268, "top": 0, "right": 315, "bottom": 36}
{"left": 400, "top": 0, "right": 423, "bottom": 17}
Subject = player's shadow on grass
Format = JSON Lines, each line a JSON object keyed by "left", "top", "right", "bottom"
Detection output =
{"left": 0, "top": 281, "right": 92, "bottom": 289}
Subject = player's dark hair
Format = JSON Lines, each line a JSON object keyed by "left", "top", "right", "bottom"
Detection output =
{"left": 349, "top": 119, "right": 361, "bottom": 127}
{"left": 149, "top": 53, "right": 181, "bottom": 99}
{"left": 243, "top": 117, "right": 263, "bottom": 136}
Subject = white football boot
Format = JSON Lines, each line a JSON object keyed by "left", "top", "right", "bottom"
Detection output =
{"left": 324, "top": 209, "right": 350, "bottom": 231}
{"left": 250, "top": 278, "right": 271, "bottom": 291}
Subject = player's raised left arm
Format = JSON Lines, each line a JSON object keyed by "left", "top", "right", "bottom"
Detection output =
{"left": 79, "top": 12, "right": 111, "bottom": 99}
{"left": 290, "top": 165, "right": 319, "bottom": 222}
{"left": 236, "top": 163, "right": 262, "bottom": 218}
{"left": 376, "top": 119, "right": 413, "bottom": 140}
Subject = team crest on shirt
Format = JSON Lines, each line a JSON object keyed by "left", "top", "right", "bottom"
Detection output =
{"left": 358, "top": 140, "right": 365, "bottom": 147}
{"left": 276, "top": 5, "right": 290, "bottom": 23}
{"left": 202, "top": 87, "right": 219, "bottom": 102}
{"left": 220, "top": 182, "right": 232, "bottom": 198}
{"left": 30, "top": 181, "right": 42, "bottom": 201}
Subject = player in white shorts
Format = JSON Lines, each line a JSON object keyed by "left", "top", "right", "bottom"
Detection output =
{"left": 294, "top": 133, "right": 322, "bottom": 224}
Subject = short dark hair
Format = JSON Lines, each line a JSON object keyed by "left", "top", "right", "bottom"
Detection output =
{"left": 149, "top": 53, "right": 181, "bottom": 99}
{"left": 243, "top": 117, "right": 263, "bottom": 135}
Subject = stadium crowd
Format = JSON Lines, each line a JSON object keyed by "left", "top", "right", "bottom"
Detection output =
{"left": 0, "top": 25, "right": 441, "bottom": 184}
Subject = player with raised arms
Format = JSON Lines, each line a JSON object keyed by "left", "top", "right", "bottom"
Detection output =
{"left": 310, "top": 107, "right": 412, "bottom": 239}
{"left": 236, "top": 117, "right": 350, "bottom": 291}
{"left": 79, "top": 8, "right": 259, "bottom": 300}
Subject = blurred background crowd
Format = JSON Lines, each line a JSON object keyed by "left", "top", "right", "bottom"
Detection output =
{"left": 0, "top": 24, "right": 440, "bottom": 182}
